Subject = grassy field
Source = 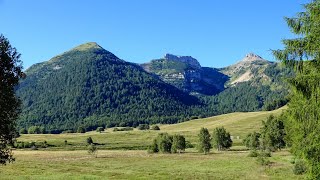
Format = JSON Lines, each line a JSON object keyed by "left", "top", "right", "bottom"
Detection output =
{"left": 0, "top": 107, "right": 303, "bottom": 179}
{"left": 16, "top": 108, "right": 284, "bottom": 150}
{"left": 1, "top": 149, "right": 303, "bottom": 180}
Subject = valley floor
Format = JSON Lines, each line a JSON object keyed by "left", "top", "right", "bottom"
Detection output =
{"left": 1, "top": 149, "right": 303, "bottom": 180}
{"left": 1, "top": 107, "right": 302, "bottom": 179}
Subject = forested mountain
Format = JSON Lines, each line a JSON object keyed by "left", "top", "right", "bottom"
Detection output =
{"left": 16, "top": 43, "right": 203, "bottom": 132}
{"left": 16, "top": 43, "right": 292, "bottom": 132}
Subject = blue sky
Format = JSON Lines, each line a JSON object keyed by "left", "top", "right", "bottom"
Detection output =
{"left": 1, "top": 0, "right": 310, "bottom": 69}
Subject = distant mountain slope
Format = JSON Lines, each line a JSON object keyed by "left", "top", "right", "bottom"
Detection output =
{"left": 16, "top": 43, "right": 203, "bottom": 132}
{"left": 141, "top": 54, "right": 228, "bottom": 95}
{"left": 142, "top": 53, "right": 292, "bottom": 113}
{"left": 220, "top": 53, "right": 275, "bottom": 86}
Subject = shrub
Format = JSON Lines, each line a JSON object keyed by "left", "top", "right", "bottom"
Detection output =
{"left": 77, "top": 126, "right": 86, "bottom": 133}
{"left": 248, "top": 150, "right": 259, "bottom": 157}
{"left": 151, "top": 125, "right": 160, "bottom": 130}
{"left": 113, "top": 127, "right": 133, "bottom": 132}
{"left": 138, "top": 124, "right": 150, "bottom": 130}
{"left": 148, "top": 139, "right": 158, "bottom": 153}
{"left": 19, "top": 128, "right": 27, "bottom": 134}
{"left": 96, "top": 127, "right": 105, "bottom": 133}
{"left": 259, "top": 149, "right": 272, "bottom": 157}
{"left": 88, "top": 144, "right": 98, "bottom": 158}
{"left": 256, "top": 156, "right": 271, "bottom": 166}
{"left": 86, "top": 137, "right": 93, "bottom": 145}
{"left": 185, "top": 141, "right": 194, "bottom": 148}
{"left": 293, "top": 160, "right": 307, "bottom": 175}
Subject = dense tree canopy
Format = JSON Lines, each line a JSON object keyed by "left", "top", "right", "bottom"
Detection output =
{"left": 0, "top": 34, "right": 23, "bottom": 164}
{"left": 273, "top": 1, "right": 320, "bottom": 178}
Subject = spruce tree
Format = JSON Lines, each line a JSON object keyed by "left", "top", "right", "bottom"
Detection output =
{"left": 273, "top": 1, "right": 320, "bottom": 178}
{"left": 0, "top": 34, "right": 23, "bottom": 165}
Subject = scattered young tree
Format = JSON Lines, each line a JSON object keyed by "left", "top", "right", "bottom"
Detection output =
{"left": 86, "top": 137, "right": 93, "bottom": 145}
{"left": 171, "top": 134, "right": 186, "bottom": 153}
{"left": 198, "top": 128, "right": 211, "bottom": 154}
{"left": 87, "top": 144, "right": 98, "bottom": 158}
{"left": 212, "top": 127, "right": 232, "bottom": 151}
{"left": 260, "top": 115, "right": 286, "bottom": 151}
{"left": 243, "top": 132, "right": 261, "bottom": 150}
{"left": 0, "top": 34, "right": 24, "bottom": 164}
{"left": 273, "top": 1, "right": 320, "bottom": 178}
{"left": 157, "top": 133, "right": 173, "bottom": 153}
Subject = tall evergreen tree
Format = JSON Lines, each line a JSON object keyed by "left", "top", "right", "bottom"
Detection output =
{"left": 273, "top": 1, "right": 320, "bottom": 178}
{"left": 0, "top": 34, "right": 23, "bottom": 165}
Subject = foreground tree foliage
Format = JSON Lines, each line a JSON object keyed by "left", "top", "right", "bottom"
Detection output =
{"left": 212, "top": 127, "right": 232, "bottom": 151}
{"left": 273, "top": 1, "right": 320, "bottom": 178}
{"left": 0, "top": 34, "right": 23, "bottom": 165}
{"left": 197, "top": 128, "right": 211, "bottom": 154}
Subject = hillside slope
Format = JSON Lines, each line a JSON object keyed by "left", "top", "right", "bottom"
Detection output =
{"left": 16, "top": 43, "right": 203, "bottom": 131}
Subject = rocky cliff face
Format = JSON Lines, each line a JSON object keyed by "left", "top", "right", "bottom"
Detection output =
{"left": 164, "top": 54, "right": 201, "bottom": 69}
{"left": 141, "top": 54, "right": 228, "bottom": 95}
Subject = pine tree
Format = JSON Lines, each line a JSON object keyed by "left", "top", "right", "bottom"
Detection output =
{"left": 273, "top": 1, "right": 320, "bottom": 178}
{"left": 0, "top": 34, "right": 23, "bottom": 165}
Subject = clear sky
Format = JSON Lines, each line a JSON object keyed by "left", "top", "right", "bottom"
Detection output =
{"left": 1, "top": 0, "right": 310, "bottom": 69}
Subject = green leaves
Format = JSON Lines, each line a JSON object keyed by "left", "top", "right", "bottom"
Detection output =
{"left": 0, "top": 34, "right": 22, "bottom": 165}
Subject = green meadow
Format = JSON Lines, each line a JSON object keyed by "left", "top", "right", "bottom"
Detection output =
{"left": 1, "top": 107, "right": 304, "bottom": 179}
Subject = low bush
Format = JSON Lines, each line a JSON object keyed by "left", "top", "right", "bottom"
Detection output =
{"left": 248, "top": 150, "right": 259, "bottom": 157}
{"left": 113, "top": 127, "right": 133, "bottom": 132}
{"left": 138, "top": 124, "right": 150, "bottom": 130}
{"left": 151, "top": 125, "right": 160, "bottom": 130}
{"left": 293, "top": 160, "right": 307, "bottom": 175}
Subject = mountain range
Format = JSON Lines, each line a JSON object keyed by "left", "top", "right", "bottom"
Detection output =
{"left": 16, "top": 42, "right": 291, "bottom": 132}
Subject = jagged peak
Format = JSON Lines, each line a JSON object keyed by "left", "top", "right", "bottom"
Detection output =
{"left": 164, "top": 53, "right": 201, "bottom": 68}
{"left": 72, "top": 42, "right": 104, "bottom": 51}
{"left": 241, "top": 53, "right": 265, "bottom": 62}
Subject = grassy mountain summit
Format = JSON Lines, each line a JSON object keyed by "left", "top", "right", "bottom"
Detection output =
{"left": 16, "top": 43, "right": 203, "bottom": 132}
